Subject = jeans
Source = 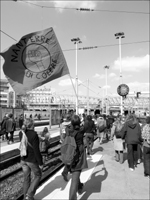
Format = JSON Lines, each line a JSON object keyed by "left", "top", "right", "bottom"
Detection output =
{"left": 143, "top": 146, "right": 150, "bottom": 176}
{"left": 6, "top": 131, "right": 14, "bottom": 142}
{"left": 85, "top": 133, "right": 94, "bottom": 154}
{"left": 127, "top": 144, "right": 138, "bottom": 169}
{"left": 21, "top": 160, "right": 42, "bottom": 199}
{"left": 137, "top": 144, "right": 143, "bottom": 160}
{"left": 69, "top": 170, "right": 82, "bottom": 200}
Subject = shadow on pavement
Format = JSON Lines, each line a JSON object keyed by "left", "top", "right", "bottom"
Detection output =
{"left": 92, "top": 146, "right": 103, "bottom": 154}
{"left": 79, "top": 160, "right": 108, "bottom": 200}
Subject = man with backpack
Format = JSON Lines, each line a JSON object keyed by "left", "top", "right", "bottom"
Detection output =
{"left": 60, "top": 114, "right": 72, "bottom": 181}
{"left": 19, "top": 118, "right": 43, "bottom": 200}
{"left": 61, "top": 115, "right": 88, "bottom": 200}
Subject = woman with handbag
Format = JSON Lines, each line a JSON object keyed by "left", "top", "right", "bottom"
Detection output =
{"left": 142, "top": 116, "right": 150, "bottom": 178}
{"left": 111, "top": 115, "right": 124, "bottom": 164}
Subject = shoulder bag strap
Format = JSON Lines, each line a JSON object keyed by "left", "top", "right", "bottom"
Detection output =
{"left": 22, "top": 130, "right": 33, "bottom": 149}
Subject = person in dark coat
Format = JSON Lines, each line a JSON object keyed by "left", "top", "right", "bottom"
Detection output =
{"left": 5, "top": 113, "right": 16, "bottom": 144}
{"left": 67, "top": 115, "right": 88, "bottom": 200}
{"left": 19, "top": 118, "right": 43, "bottom": 200}
{"left": 84, "top": 115, "right": 96, "bottom": 155}
{"left": 0, "top": 113, "right": 9, "bottom": 140}
{"left": 19, "top": 114, "right": 24, "bottom": 129}
{"left": 60, "top": 114, "right": 72, "bottom": 182}
{"left": 120, "top": 114, "right": 143, "bottom": 171}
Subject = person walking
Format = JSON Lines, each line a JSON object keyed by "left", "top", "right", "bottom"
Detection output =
{"left": 19, "top": 114, "right": 24, "bottom": 129}
{"left": 39, "top": 127, "right": 51, "bottom": 164}
{"left": 142, "top": 116, "right": 150, "bottom": 178}
{"left": 84, "top": 115, "right": 96, "bottom": 155}
{"left": 60, "top": 114, "right": 72, "bottom": 182}
{"left": 96, "top": 114, "right": 107, "bottom": 144}
{"left": 111, "top": 115, "right": 124, "bottom": 164}
{"left": 5, "top": 113, "right": 16, "bottom": 144}
{"left": 67, "top": 115, "right": 88, "bottom": 200}
{"left": 19, "top": 118, "right": 43, "bottom": 200}
{"left": 0, "top": 113, "right": 9, "bottom": 140}
{"left": 120, "top": 114, "right": 143, "bottom": 171}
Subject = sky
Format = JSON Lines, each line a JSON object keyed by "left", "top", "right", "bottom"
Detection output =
{"left": 0, "top": 0, "right": 149, "bottom": 99}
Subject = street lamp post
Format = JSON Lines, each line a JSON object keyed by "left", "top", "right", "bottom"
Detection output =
{"left": 115, "top": 32, "right": 125, "bottom": 115}
{"left": 87, "top": 79, "right": 89, "bottom": 115}
{"left": 104, "top": 65, "right": 109, "bottom": 115}
{"left": 71, "top": 37, "right": 82, "bottom": 115}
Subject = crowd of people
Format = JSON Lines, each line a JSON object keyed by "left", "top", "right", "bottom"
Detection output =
{"left": 0, "top": 111, "right": 149, "bottom": 200}
{"left": 59, "top": 112, "right": 150, "bottom": 200}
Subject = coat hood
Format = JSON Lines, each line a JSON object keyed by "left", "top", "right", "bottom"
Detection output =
{"left": 127, "top": 119, "right": 137, "bottom": 129}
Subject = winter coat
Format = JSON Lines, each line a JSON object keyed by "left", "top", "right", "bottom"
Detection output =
{"left": 19, "top": 129, "right": 43, "bottom": 166}
{"left": 120, "top": 119, "right": 142, "bottom": 145}
{"left": 66, "top": 125, "right": 88, "bottom": 172}
{"left": 6, "top": 118, "right": 15, "bottom": 133}
{"left": 1, "top": 116, "right": 9, "bottom": 130}
{"left": 84, "top": 119, "right": 96, "bottom": 134}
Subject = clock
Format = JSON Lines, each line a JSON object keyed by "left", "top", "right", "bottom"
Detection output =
{"left": 117, "top": 84, "right": 129, "bottom": 97}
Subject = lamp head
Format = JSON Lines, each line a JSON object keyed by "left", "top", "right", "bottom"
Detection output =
{"left": 115, "top": 32, "right": 125, "bottom": 38}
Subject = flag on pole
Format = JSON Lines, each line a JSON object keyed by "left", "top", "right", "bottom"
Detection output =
{"left": 0, "top": 27, "right": 70, "bottom": 95}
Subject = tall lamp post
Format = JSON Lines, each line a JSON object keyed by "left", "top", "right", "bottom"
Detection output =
{"left": 71, "top": 37, "right": 82, "bottom": 115}
{"left": 115, "top": 32, "right": 125, "bottom": 115}
{"left": 104, "top": 65, "right": 109, "bottom": 115}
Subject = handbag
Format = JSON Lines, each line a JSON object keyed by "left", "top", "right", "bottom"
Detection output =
{"left": 114, "top": 122, "right": 123, "bottom": 139}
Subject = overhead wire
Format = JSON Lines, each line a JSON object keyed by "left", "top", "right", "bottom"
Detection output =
{"left": 0, "top": 30, "right": 149, "bottom": 54}
{"left": 20, "top": 1, "right": 149, "bottom": 15}
{"left": 0, "top": 30, "right": 17, "bottom": 42}
{"left": 78, "top": 81, "right": 100, "bottom": 96}
{"left": 89, "top": 80, "right": 101, "bottom": 89}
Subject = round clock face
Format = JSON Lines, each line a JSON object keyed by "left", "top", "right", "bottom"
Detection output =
{"left": 117, "top": 84, "right": 129, "bottom": 97}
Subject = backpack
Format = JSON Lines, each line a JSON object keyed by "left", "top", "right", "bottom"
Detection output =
{"left": 60, "top": 128, "right": 78, "bottom": 165}
{"left": 114, "top": 122, "right": 123, "bottom": 139}
{"left": 97, "top": 118, "right": 106, "bottom": 133}
{"left": 19, "top": 131, "right": 33, "bottom": 157}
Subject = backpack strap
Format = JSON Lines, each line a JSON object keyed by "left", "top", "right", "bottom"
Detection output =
{"left": 27, "top": 141, "right": 33, "bottom": 148}
{"left": 21, "top": 131, "right": 33, "bottom": 149}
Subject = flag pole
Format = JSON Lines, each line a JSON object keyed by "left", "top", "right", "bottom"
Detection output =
{"left": 68, "top": 74, "right": 77, "bottom": 98}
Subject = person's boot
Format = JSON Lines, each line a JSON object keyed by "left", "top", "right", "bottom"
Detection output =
{"left": 62, "top": 172, "right": 68, "bottom": 182}
{"left": 78, "top": 183, "right": 84, "bottom": 194}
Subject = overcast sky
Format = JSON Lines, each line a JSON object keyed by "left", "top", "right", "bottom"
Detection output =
{"left": 0, "top": 0, "right": 149, "bottom": 98}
